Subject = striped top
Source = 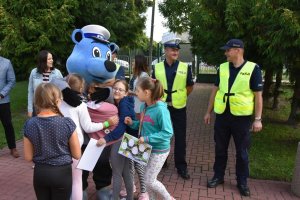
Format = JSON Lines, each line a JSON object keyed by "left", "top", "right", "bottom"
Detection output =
{"left": 42, "top": 71, "right": 51, "bottom": 82}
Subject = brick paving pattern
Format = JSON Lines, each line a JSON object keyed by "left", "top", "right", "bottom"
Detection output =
{"left": 0, "top": 83, "right": 299, "bottom": 200}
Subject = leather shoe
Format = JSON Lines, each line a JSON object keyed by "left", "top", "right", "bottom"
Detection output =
{"left": 237, "top": 184, "right": 250, "bottom": 196}
{"left": 177, "top": 169, "right": 190, "bottom": 180}
{"left": 10, "top": 148, "right": 20, "bottom": 158}
{"left": 207, "top": 177, "right": 224, "bottom": 188}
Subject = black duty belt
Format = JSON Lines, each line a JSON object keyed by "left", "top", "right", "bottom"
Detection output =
{"left": 223, "top": 93, "right": 235, "bottom": 103}
{"left": 164, "top": 89, "right": 177, "bottom": 94}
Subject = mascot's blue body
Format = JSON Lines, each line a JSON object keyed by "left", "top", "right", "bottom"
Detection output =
{"left": 65, "top": 25, "right": 116, "bottom": 200}
{"left": 67, "top": 25, "right": 117, "bottom": 84}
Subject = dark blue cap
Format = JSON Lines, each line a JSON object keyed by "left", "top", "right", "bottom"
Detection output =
{"left": 220, "top": 39, "right": 244, "bottom": 50}
{"left": 164, "top": 43, "right": 181, "bottom": 49}
{"left": 109, "top": 43, "right": 119, "bottom": 54}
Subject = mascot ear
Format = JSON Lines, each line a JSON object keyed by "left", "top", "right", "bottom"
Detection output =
{"left": 71, "top": 29, "right": 84, "bottom": 44}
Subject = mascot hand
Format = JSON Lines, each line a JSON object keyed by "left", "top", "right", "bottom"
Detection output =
{"left": 62, "top": 88, "right": 82, "bottom": 107}
{"left": 51, "top": 78, "right": 82, "bottom": 107}
{"left": 50, "top": 78, "right": 69, "bottom": 91}
{"left": 90, "top": 87, "right": 110, "bottom": 104}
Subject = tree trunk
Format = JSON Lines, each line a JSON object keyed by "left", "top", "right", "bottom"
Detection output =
{"left": 288, "top": 74, "right": 300, "bottom": 124}
{"left": 263, "top": 68, "right": 274, "bottom": 103}
{"left": 272, "top": 67, "right": 283, "bottom": 109}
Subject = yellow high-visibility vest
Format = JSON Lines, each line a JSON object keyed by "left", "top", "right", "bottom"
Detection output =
{"left": 115, "top": 63, "right": 120, "bottom": 71}
{"left": 155, "top": 61, "right": 187, "bottom": 109}
{"left": 214, "top": 61, "right": 256, "bottom": 115}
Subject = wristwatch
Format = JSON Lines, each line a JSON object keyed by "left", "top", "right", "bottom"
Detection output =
{"left": 254, "top": 117, "right": 262, "bottom": 121}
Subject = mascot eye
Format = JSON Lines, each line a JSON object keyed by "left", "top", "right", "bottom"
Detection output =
{"left": 106, "top": 51, "right": 111, "bottom": 61}
{"left": 92, "top": 47, "right": 101, "bottom": 58}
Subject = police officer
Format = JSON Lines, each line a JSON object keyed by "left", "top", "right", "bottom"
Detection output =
{"left": 152, "top": 33, "right": 194, "bottom": 180}
{"left": 110, "top": 42, "right": 126, "bottom": 80}
{"left": 204, "top": 39, "right": 263, "bottom": 196}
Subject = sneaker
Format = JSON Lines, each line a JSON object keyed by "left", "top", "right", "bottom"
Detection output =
{"left": 119, "top": 184, "right": 136, "bottom": 197}
{"left": 138, "top": 192, "right": 149, "bottom": 200}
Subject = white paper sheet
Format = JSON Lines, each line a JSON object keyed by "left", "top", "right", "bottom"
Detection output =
{"left": 76, "top": 138, "right": 105, "bottom": 171}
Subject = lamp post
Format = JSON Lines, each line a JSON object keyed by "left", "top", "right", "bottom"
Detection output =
{"left": 149, "top": 0, "right": 155, "bottom": 68}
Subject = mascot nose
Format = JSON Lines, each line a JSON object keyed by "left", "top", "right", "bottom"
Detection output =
{"left": 104, "top": 60, "right": 117, "bottom": 72}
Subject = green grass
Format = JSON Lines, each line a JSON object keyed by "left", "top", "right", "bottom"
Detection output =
{"left": 250, "top": 124, "right": 300, "bottom": 181}
{"left": 250, "top": 85, "right": 299, "bottom": 181}
{"left": 0, "top": 81, "right": 28, "bottom": 149}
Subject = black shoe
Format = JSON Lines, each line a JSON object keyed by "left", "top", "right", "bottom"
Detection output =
{"left": 177, "top": 169, "right": 190, "bottom": 180}
{"left": 237, "top": 184, "right": 250, "bottom": 196}
{"left": 207, "top": 177, "right": 224, "bottom": 188}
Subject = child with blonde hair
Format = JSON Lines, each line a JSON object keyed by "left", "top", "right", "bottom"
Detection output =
{"left": 55, "top": 74, "right": 118, "bottom": 200}
{"left": 125, "top": 77, "right": 176, "bottom": 200}
{"left": 23, "top": 83, "right": 81, "bottom": 200}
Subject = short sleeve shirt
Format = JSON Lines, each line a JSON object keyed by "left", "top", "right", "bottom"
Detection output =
{"left": 24, "top": 116, "right": 76, "bottom": 166}
{"left": 152, "top": 60, "right": 194, "bottom": 102}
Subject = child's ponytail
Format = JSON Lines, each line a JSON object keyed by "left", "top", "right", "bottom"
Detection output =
{"left": 137, "top": 77, "right": 164, "bottom": 102}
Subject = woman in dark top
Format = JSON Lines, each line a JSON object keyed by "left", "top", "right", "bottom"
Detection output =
{"left": 23, "top": 83, "right": 80, "bottom": 200}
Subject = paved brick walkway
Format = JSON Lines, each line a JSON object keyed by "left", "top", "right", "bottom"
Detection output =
{"left": 0, "top": 83, "right": 299, "bottom": 200}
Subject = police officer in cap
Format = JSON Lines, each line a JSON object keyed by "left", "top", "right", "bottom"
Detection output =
{"left": 204, "top": 39, "right": 263, "bottom": 196}
{"left": 152, "top": 32, "right": 194, "bottom": 180}
{"left": 110, "top": 42, "right": 126, "bottom": 80}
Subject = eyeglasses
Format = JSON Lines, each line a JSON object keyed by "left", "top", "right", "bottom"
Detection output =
{"left": 113, "top": 87, "right": 126, "bottom": 93}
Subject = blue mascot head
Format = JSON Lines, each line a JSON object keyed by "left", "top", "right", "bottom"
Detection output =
{"left": 66, "top": 25, "right": 117, "bottom": 84}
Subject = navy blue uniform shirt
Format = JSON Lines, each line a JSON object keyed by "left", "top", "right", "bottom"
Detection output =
{"left": 152, "top": 60, "right": 194, "bottom": 102}
{"left": 214, "top": 60, "right": 263, "bottom": 115}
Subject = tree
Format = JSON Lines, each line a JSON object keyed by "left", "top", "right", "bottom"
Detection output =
{"left": 159, "top": 0, "right": 300, "bottom": 123}
{"left": 71, "top": 0, "right": 149, "bottom": 49}
{"left": 0, "top": 0, "right": 78, "bottom": 79}
{"left": 0, "top": 0, "right": 151, "bottom": 80}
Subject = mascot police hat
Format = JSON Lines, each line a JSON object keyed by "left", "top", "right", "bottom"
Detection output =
{"left": 82, "top": 24, "right": 110, "bottom": 43}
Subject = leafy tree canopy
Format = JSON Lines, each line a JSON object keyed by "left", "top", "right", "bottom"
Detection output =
{"left": 159, "top": 0, "right": 300, "bottom": 68}
{"left": 0, "top": 0, "right": 150, "bottom": 80}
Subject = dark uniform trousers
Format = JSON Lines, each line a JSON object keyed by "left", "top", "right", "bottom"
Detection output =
{"left": 213, "top": 113, "right": 251, "bottom": 185}
{"left": 168, "top": 106, "right": 187, "bottom": 171}
{"left": 0, "top": 103, "right": 16, "bottom": 149}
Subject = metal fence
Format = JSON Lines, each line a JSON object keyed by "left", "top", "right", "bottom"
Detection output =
{"left": 198, "top": 63, "right": 217, "bottom": 74}
{"left": 116, "top": 43, "right": 218, "bottom": 83}
{"left": 115, "top": 55, "right": 157, "bottom": 78}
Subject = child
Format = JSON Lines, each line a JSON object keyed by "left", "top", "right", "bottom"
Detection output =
{"left": 57, "top": 74, "right": 118, "bottom": 200}
{"left": 96, "top": 79, "right": 136, "bottom": 200}
{"left": 83, "top": 82, "right": 120, "bottom": 199}
{"left": 23, "top": 83, "right": 81, "bottom": 200}
{"left": 124, "top": 77, "right": 176, "bottom": 200}
{"left": 123, "top": 55, "right": 149, "bottom": 199}
{"left": 128, "top": 54, "right": 149, "bottom": 118}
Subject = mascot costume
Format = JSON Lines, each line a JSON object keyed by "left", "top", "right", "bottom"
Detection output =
{"left": 65, "top": 25, "right": 120, "bottom": 200}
